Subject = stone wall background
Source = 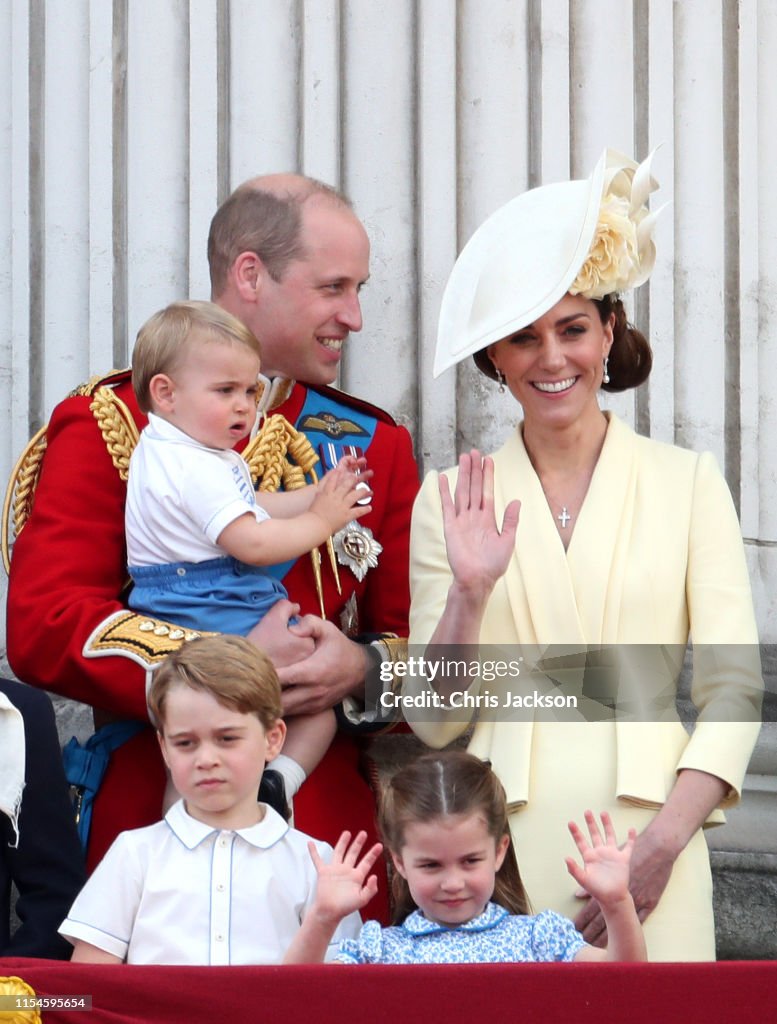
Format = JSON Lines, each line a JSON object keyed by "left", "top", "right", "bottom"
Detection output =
{"left": 3, "top": 0, "right": 776, "bottom": 957}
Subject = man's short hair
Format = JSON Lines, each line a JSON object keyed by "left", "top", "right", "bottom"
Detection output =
{"left": 207, "top": 178, "right": 351, "bottom": 295}
{"left": 148, "top": 635, "right": 283, "bottom": 732}
{"left": 131, "top": 299, "right": 261, "bottom": 413}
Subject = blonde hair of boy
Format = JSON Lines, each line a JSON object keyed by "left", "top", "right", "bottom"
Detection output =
{"left": 132, "top": 299, "right": 262, "bottom": 414}
{"left": 148, "top": 635, "right": 282, "bottom": 733}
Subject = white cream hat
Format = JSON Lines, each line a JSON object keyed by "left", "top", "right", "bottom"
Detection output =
{"left": 434, "top": 148, "right": 661, "bottom": 378}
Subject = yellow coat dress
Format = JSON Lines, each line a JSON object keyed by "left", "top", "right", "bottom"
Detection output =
{"left": 407, "top": 414, "right": 761, "bottom": 961}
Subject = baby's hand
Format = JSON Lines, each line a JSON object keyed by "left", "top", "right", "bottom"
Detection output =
{"left": 308, "top": 831, "right": 384, "bottom": 926}
{"left": 323, "top": 456, "right": 373, "bottom": 498}
{"left": 311, "top": 461, "right": 373, "bottom": 532}
{"left": 336, "top": 454, "right": 369, "bottom": 476}
{"left": 565, "top": 810, "right": 635, "bottom": 910}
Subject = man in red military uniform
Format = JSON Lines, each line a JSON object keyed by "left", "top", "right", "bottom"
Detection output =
{"left": 7, "top": 175, "right": 418, "bottom": 922}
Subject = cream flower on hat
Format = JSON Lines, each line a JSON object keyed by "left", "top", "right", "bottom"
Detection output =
{"left": 570, "top": 150, "right": 661, "bottom": 300}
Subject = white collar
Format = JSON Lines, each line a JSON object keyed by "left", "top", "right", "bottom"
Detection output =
{"left": 144, "top": 412, "right": 240, "bottom": 456}
{"left": 164, "top": 799, "right": 290, "bottom": 850}
{"left": 402, "top": 902, "right": 508, "bottom": 937}
{"left": 145, "top": 377, "right": 297, "bottom": 447}
{"left": 0, "top": 691, "right": 25, "bottom": 846}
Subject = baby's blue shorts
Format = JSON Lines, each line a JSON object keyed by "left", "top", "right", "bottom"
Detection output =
{"left": 128, "top": 555, "right": 291, "bottom": 636}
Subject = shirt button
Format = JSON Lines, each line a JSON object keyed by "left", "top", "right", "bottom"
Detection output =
{"left": 216, "top": 883, "right": 225, "bottom": 892}
{"left": 176, "top": 567, "right": 186, "bottom": 576}
{"left": 219, "top": 837, "right": 228, "bottom": 847}
{"left": 215, "top": 934, "right": 224, "bottom": 942}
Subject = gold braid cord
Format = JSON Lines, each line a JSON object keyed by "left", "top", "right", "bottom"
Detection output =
{"left": 1, "top": 427, "right": 47, "bottom": 574}
{"left": 89, "top": 386, "right": 140, "bottom": 481}
{"left": 243, "top": 414, "right": 339, "bottom": 615}
{"left": 1, "top": 373, "right": 129, "bottom": 575}
{"left": 243, "top": 413, "right": 320, "bottom": 488}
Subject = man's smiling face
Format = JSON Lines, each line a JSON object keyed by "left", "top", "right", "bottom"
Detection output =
{"left": 249, "top": 196, "right": 370, "bottom": 386}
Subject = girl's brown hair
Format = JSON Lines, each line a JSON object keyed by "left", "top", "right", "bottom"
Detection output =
{"left": 378, "top": 751, "right": 531, "bottom": 923}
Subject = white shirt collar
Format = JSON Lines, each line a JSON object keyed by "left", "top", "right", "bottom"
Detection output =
{"left": 145, "top": 377, "right": 296, "bottom": 448}
{"left": 0, "top": 691, "right": 24, "bottom": 845}
{"left": 164, "top": 799, "right": 290, "bottom": 850}
{"left": 144, "top": 412, "right": 213, "bottom": 449}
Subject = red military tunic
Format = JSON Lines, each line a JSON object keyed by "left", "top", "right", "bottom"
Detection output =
{"left": 7, "top": 370, "right": 419, "bottom": 923}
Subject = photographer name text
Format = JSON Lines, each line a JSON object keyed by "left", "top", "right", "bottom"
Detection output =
{"left": 380, "top": 689, "right": 578, "bottom": 710}
{"left": 378, "top": 656, "right": 576, "bottom": 710}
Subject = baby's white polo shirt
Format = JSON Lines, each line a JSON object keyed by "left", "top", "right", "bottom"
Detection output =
{"left": 60, "top": 801, "right": 360, "bottom": 964}
{"left": 125, "top": 413, "right": 270, "bottom": 566}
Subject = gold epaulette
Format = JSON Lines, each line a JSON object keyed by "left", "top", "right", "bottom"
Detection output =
{"left": 69, "top": 369, "right": 127, "bottom": 398}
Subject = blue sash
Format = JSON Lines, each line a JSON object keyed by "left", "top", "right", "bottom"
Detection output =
{"left": 62, "top": 721, "right": 146, "bottom": 849}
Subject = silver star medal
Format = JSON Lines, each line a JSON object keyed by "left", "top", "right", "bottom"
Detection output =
{"left": 333, "top": 520, "right": 382, "bottom": 582}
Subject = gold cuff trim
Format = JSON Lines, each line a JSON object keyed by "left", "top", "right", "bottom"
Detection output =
{"left": 380, "top": 636, "right": 407, "bottom": 662}
{"left": 85, "top": 610, "right": 215, "bottom": 666}
{"left": 372, "top": 636, "right": 408, "bottom": 694}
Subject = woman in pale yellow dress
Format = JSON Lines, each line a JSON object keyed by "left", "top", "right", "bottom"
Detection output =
{"left": 406, "top": 151, "right": 761, "bottom": 961}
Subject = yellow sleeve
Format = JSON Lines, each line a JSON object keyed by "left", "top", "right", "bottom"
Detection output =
{"left": 677, "top": 451, "right": 762, "bottom": 804}
{"left": 405, "top": 468, "right": 477, "bottom": 747}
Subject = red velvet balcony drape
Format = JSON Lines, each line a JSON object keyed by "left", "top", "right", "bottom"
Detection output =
{"left": 1, "top": 958, "right": 775, "bottom": 1024}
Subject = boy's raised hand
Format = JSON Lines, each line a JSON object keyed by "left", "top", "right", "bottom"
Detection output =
{"left": 308, "top": 831, "right": 384, "bottom": 926}
{"left": 284, "top": 831, "right": 384, "bottom": 963}
{"left": 565, "top": 810, "right": 635, "bottom": 910}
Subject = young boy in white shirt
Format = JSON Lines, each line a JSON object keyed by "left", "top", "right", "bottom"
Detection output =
{"left": 60, "top": 636, "right": 363, "bottom": 964}
{"left": 125, "top": 300, "right": 372, "bottom": 810}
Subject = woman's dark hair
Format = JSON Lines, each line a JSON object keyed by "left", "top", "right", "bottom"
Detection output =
{"left": 473, "top": 293, "right": 653, "bottom": 392}
{"left": 595, "top": 294, "right": 652, "bottom": 392}
{"left": 378, "top": 751, "right": 531, "bottom": 924}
